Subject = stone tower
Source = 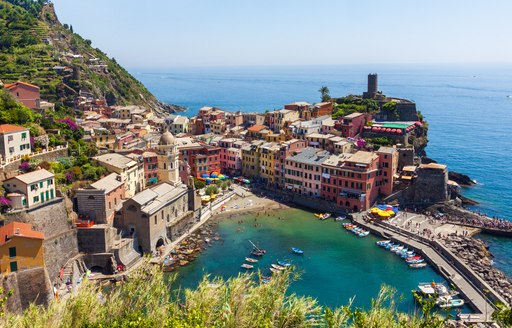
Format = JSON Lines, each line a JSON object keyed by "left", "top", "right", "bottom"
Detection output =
{"left": 363, "top": 73, "right": 378, "bottom": 99}
{"left": 157, "top": 131, "right": 180, "bottom": 185}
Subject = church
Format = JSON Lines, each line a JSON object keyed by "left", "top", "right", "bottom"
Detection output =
{"left": 115, "top": 131, "right": 202, "bottom": 254}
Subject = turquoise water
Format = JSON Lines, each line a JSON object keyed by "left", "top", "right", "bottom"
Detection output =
{"left": 133, "top": 64, "right": 512, "bottom": 276}
{"left": 175, "top": 208, "right": 468, "bottom": 313}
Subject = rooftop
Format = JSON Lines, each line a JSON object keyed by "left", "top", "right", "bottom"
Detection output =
{"left": 0, "top": 124, "right": 28, "bottom": 134}
{"left": 344, "top": 112, "right": 365, "bottom": 119}
{"left": 419, "top": 163, "right": 447, "bottom": 170}
{"left": 4, "top": 81, "right": 39, "bottom": 90}
{"left": 287, "top": 147, "right": 331, "bottom": 165}
{"left": 8, "top": 169, "right": 54, "bottom": 184}
{"left": 376, "top": 146, "right": 395, "bottom": 154}
{"left": 0, "top": 222, "right": 44, "bottom": 246}
{"left": 248, "top": 125, "right": 267, "bottom": 132}
{"left": 346, "top": 151, "right": 378, "bottom": 165}
{"left": 131, "top": 183, "right": 188, "bottom": 215}
{"left": 94, "top": 153, "right": 138, "bottom": 169}
{"left": 89, "top": 173, "right": 124, "bottom": 193}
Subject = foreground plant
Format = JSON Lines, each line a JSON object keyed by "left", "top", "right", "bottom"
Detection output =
{"left": 2, "top": 263, "right": 447, "bottom": 327}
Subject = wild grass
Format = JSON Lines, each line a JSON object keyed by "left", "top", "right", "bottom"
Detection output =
{"left": 1, "top": 263, "right": 447, "bottom": 328}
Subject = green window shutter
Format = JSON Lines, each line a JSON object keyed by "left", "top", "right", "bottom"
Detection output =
{"left": 9, "top": 247, "right": 16, "bottom": 258}
{"left": 10, "top": 261, "right": 18, "bottom": 272}
{"left": 22, "top": 132, "right": 27, "bottom": 138}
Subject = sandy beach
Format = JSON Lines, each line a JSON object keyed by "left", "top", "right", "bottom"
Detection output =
{"left": 211, "top": 189, "right": 289, "bottom": 219}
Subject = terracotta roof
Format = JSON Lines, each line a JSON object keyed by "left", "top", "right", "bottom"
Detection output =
{"left": 0, "top": 222, "right": 44, "bottom": 246}
{"left": 0, "top": 124, "right": 28, "bottom": 134}
{"left": 4, "top": 81, "right": 40, "bottom": 90}
{"left": 248, "top": 125, "right": 267, "bottom": 132}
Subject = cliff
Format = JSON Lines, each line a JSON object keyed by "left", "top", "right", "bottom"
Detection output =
{"left": 0, "top": 0, "right": 183, "bottom": 115}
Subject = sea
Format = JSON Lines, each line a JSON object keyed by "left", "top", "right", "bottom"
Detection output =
{"left": 132, "top": 64, "right": 512, "bottom": 303}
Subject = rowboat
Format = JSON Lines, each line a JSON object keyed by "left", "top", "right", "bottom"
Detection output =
{"left": 271, "top": 264, "right": 286, "bottom": 270}
{"left": 406, "top": 258, "right": 425, "bottom": 264}
{"left": 260, "top": 276, "right": 271, "bottom": 283}
{"left": 409, "top": 262, "right": 427, "bottom": 268}
{"left": 319, "top": 213, "right": 331, "bottom": 220}
{"left": 277, "top": 261, "right": 291, "bottom": 267}
{"left": 292, "top": 247, "right": 304, "bottom": 255}
{"left": 270, "top": 267, "right": 281, "bottom": 274}
{"left": 241, "top": 264, "right": 254, "bottom": 269}
{"left": 314, "top": 213, "right": 324, "bottom": 218}
{"left": 251, "top": 251, "right": 265, "bottom": 257}
{"left": 406, "top": 255, "right": 421, "bottom": 261}
{"left": 245, "top": 257, "right": 258, "bottom": 263}
{"left": 335, "top": 216, "right": 346, "bottom": 221}
{"left": 376, "top": 240, "right": 391, "bottom": 246}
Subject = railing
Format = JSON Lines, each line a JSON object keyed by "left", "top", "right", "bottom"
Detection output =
{"left": 0, "top": 144, "right": 68, "bottom": 166}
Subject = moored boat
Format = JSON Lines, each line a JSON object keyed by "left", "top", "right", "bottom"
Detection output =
{"left": 335, "top": 216, "right": 346, "bottom": 221}
{"left": 319, "top": 213, "right": 331, "bottom": 220}
{"left": 416, "top": 282, "right": 449, "bottom": 296}
{"left": 271, "top": 264, "right": 286, "bottom": 270}
{"left": 292, "top": 247, "right": 304, "bottom": 255}
{"left": 358, "top": 230, "right": 370, "bottom": 237}
{"left": 251, "top": 251, "right": 265, "bottom": 257}
{"left": 241, "top": 264, "right": 254, "bottom": 269}
{"left": 277, "top": 261, "right": 291, "bottom": 267}
{"left": 376, "top": 240, "right": 391, "bottom": 246}
{"left": 409, "top": 262, "right": 427, "bottom": 268}
{"left": 270, "top": 267, "right": 281, "bottom": 274}
{"left": 245, "top": 257, "right": 258, "bottom": 263}
{"left": 436, "top": 295, "right": 465, "bottom": 308}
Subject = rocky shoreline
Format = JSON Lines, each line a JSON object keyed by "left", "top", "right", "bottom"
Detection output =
{"left": 443, "top": 234, "right": 512, "bottom": 304}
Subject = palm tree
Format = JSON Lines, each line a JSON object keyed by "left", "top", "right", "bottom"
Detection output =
{"left": 319, "top": 86, "right": 331, "bottom": 102}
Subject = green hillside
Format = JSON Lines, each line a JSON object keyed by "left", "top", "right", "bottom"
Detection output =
{"left": 0, "top": 0, "right": 174, "bottom": 113}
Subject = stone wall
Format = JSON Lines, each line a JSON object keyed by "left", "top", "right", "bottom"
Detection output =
{"left": 400, "top": 166, "right": 448, "bottom": 206}
{"left": 1, "top": 267, "right": 52, "bottom": 314}
{"left": 0, "top": 148, "right": 68, "bottom": 181}
{"left": 77, "top": 225, "right": 118, "bottom": 253}
{"left": 3, "top": 199, "right": 79, "bottom": 282}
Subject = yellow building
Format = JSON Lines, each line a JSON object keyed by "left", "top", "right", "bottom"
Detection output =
{"left": 265, "top": 133, "right": 287, "bottom": 143}
{"left": 259, "top": 142, "right": 280, "bottom": 185}
{"left": 241, "top": 140, "right": 264, "bottom": 178}
{"left": 0, "top": 222, "right": 44, "bottom": 274}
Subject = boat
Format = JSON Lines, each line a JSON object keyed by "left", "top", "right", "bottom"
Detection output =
{"left": 260, "top": 276, "right": 271, "bottom": 283}
{"left": 391, "top": 246, "right": 404, "bottom": 252}
{"left": 417, "top": 282, "right": 449, "bottom": 296}
{"left": 277, "top": 261, "right": 291, "bottom": 267}
{"left": 241, "top": 264, "right": 254, "bottom": 269}
{"left": 245, "top": 257, "right": 258, "bottom": 263}
{"left": 292, "top": 247, "right": 304, "bottom": 255}
{"left": 409, "top": 262, "right": 427, "bottom": 269}
{"left": 270, "top": 267, "right": 281, "bottom": 274}
{"left": 358, "top": 230, "right": 370, "bottom": 237}
{"left": 406, "top": 255, "right": 421, "bottom": 261}
{"left": 271, "top": 264, "right": 286, "bottom": 270}
{"left": 314, "top": 213, "right": 324, "bottom": 218}
{"left": 335, "top": 216, "right": 346, "bottom": 221}
{"left": 251, "top": 251, "right": 265, "bottom": 257}
{"left": 406, "top": 258, "right": 425, "bottom": 264}
{"left": 436, "top": 296, "right": 465, "bottom": 308}
{"left": 249, "top": 240, "right": 266, "bottom": 254}
{"left": 376, "top": 240, "right": 391, "bottom": 246}
{"left": 319, "top": 213, "right": 331, "bottom": 220}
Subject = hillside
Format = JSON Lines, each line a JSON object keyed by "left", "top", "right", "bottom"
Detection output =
{"left": 0, "top": 0, "right": 181, "bottom": 115}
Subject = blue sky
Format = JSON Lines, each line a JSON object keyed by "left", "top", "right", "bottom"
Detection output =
{"left": 52, "top": 0, "right": 512, "bottom": 69}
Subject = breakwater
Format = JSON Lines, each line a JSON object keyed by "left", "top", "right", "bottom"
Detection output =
{"left": 352, "top": 213, "right": 498, "bottom": 323}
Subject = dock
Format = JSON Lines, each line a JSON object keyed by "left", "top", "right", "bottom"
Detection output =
{"left": 352, "top": 213, "right": 498, "bottom": 324}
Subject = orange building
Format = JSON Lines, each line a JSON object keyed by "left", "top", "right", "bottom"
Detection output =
{"left": 0, "top": 222, "right": 44, "bottom": 274}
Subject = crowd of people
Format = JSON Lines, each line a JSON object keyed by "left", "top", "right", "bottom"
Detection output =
{"left": 435, "top": 212, "right": 512, "bottom": 231}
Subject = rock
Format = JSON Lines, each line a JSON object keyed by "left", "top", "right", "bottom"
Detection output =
{"left": 449, "top": 171, "right": 476, "bottom": 186}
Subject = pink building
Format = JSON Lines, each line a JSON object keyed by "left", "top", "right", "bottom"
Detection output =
{"left": 276, "top": 139, "right": 307, "bottom": 187}
{"left": 284, "top": 147, "right": 330, "bottom": 197}
{"left": 336, "top": 113, "right": 368, "bottom": 138}
{"left": 375, "top": 146, "right": 398, "bottom": 196}
{"left": 4, "top": 81, "right": 41, "bottom": 109}
{"left": 220, "top": 147, "right": 242, "bottom": 176}
{"left": 142, "top": 151, "right": 159, "bottom": 185}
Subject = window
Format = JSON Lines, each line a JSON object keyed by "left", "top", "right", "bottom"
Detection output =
{"left": 31, "top": 184, "right": 36, "bottom": 191}
{"left": 9, "top": 247, "right": 16, "bottom": 258}
{"left": 39, "top": 181, "right": 43, "bottom": 188}
{"left": 33, "top": 196, "right": 39, "bottom": 203}
{"left": 10, "top": 261, "right": 18, "bottom": 272}
{"left": 9, "top": 147, "right": 14, "bottom": 153}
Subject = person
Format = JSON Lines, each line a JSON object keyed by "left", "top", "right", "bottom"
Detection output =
{"left": 53, "top": 284, "right": 59, "bottom": 301}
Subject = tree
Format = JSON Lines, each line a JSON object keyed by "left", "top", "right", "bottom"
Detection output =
{"left": 194, "top": 178, "right": 206, "bottom": 190}
{"left": 63, "top": 23, "right": 69, "bottom": 29}
{"left": 205, "top": 185, "right": 219, "bottom": 196}
{"left": 319, "top": 86, "right": 331, "bottom": 102}
{"left": 69, "top": 25, "right": 74, "bottom": 33}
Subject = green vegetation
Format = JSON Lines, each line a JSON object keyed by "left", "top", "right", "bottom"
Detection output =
{"left": 332, "top": 96, "right": 379, "bottom": 119}
{"left": 1, "top": 266, "right": 448, "bottom": 327}
{"left": 319, "top": 86, "right": 331, "bottom": 102}
{"left": 0, "top": 0, "right": 160, "bottom": 108}
{"left": 193, "top": 178, "right": 206, "bottom": 190}
{"left": 493, "top": 302, "right": 512, "bottom": 327}
{"left": 205, "top": 184, "right": 219, "bottom": 196}
{"left": 381, "top": 101, "right": 399, "bottom": 120}
{"left": 366, "top": 137, "right": 393, "bottom": 147}
{"left": 0, "top": 89, "right": 40, "bottom": 124}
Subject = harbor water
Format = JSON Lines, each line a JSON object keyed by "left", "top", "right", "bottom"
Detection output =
{"left": 134, "top": 64, "right": 512, "bottom": 277}
{"left": 174, "top": 207, "right": 470, "bottom": 313}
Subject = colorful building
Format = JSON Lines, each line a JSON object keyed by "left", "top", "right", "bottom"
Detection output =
{"left": 336, "top": 113, "right": 367, "bottom": 138}
{"left": 94, "top": 153, "right": 145, "bottom": 198}
{"left": 0, "top": 222, "right": 44, "bottom": 274}
{"left": 275, "top": 139, "right": 307, "bottom": 187}
{"left": 241, "top": 140, "right": 264, "bottom": 178}
{"left": 4, "top": 81, "right": 41, "bottom": 109}
{"left": 259, "top": 142, "right": 280, "bottom": 185}
{"left": 3, "top": 169, "right": 56, "bottom": 209}
{"left": 0, "top": 124, "right": 31, "bottom": 163}
{"left": 265, "top": 109, "right": 299, "bottom": 133}
{"left": 284, "top": 147, "right": 330, "bottom": 197}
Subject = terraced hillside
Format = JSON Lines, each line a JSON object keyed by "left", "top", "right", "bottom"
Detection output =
{"left": 0, "top": 0, "right": 178, "bottom": 114}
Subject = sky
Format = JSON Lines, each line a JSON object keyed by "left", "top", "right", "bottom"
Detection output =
{"left": 52, "top": 0, "right": 512, "bottom": 69}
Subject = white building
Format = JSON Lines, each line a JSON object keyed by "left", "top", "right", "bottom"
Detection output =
{"left": 0, "top": 124, "right": 31, "bottom": 164}
{"left": 94, "top": 153, "right": 145, "bottom": 198}
{"left": 3, "top": 169, "right": 56, "bottom": 209}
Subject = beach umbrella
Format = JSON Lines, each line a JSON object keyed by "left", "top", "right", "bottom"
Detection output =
{"left": 201, "top": 174, "right": 209, "bottom": 178}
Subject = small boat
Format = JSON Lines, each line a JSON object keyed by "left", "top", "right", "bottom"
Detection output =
{"left": 270, "top": 267, "right": 281, "bottom": 274}
{"left": 409, "top": 262, "right": 427, "bottom": 269}
{"left": 245, "top": 257, "right": 258, "bottom": 263}
{"left": 292, "top": 247, "right": 304, "bottom": 255}
{"left": 241, "top": 264, "right": 254, "bottom": 269}
{"left": 314, "top": 213, "right": 324, "bottom": 218}
{"left": 376, "top": 240, "right": 391, "bottom": 246}
{"left": 402, "top": 252, "right": 415, "bottom": 259}
{"left": 437, "top": 296, "right": 465, "bottom": 308}
{"left": 260, "top": 276, "right": 271, "bottom": 283}
{"left": 417, "top": 282, "right": 449, "bottom": 296}
{"left": 319, "top": 213, "right": 331, "bottom": 220}
{"left": 406, "top": 255, "right": 421, "bottom": 261}
{"left": 271, "top": 264, "right": 286, "bottom": 270}
{"left": 277, "top": 261, "right": 291, "bottom": 267}
{"left": 251, "top": 251, "right": 265, "bottom": 257}
{"left": 358, "top": 231, "right": 370, "bottom": 237}
{"left": 406, "top": 258, "right": 425, "bottom": 264}
{"left": 335, "top": 216, "right": 346, "bottom": 221}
